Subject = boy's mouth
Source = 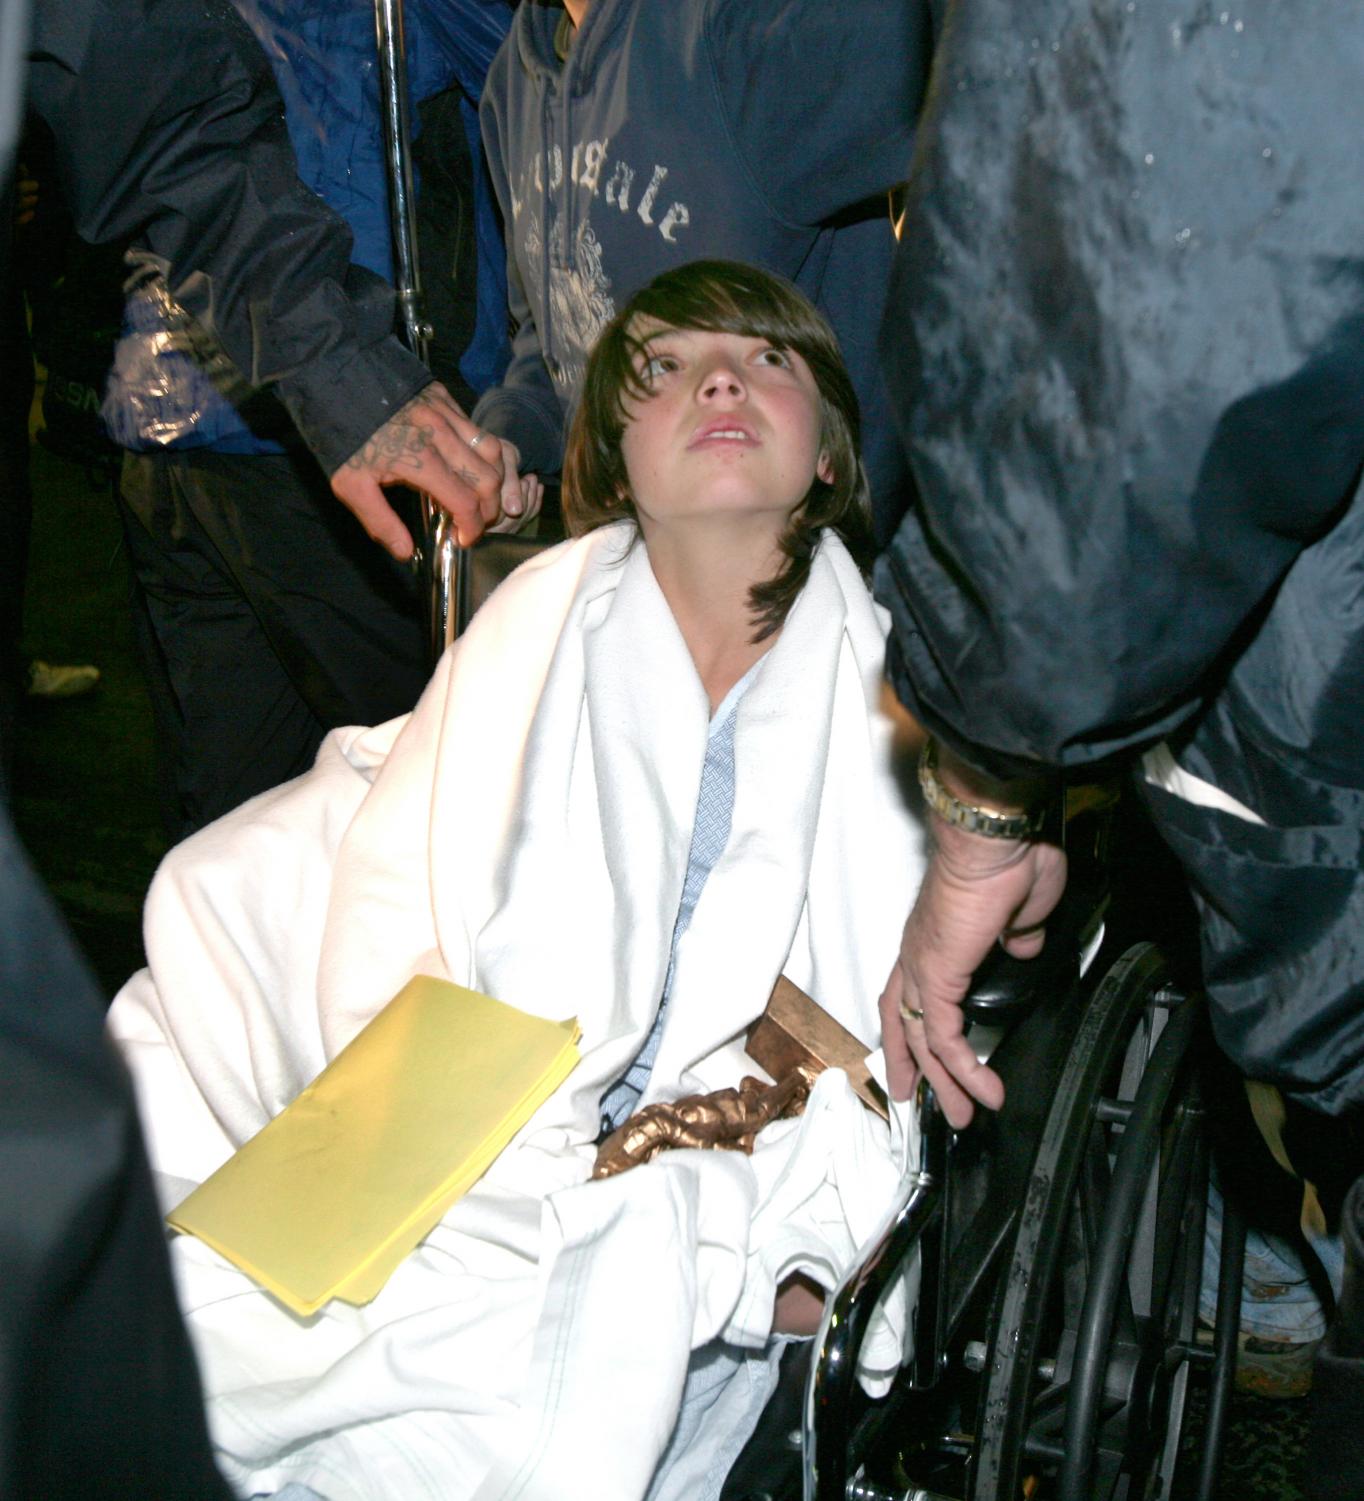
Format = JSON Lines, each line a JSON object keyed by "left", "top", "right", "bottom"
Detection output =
{"left": 688, "top": 419, "right": 758, "bottom": 447}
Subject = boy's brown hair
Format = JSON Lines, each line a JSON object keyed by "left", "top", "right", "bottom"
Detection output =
{"left": 562, "top": 259, "right": 875, "bottom": 640}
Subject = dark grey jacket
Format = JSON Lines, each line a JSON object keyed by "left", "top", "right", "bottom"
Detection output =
{"left": 26, "top": 0, "right": 431, "bottom": 477}
{"left": 879, "top": 0, "right": 1364, "bottom": 1113}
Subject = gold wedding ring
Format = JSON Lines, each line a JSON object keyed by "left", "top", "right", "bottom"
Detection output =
{"left": 899, "top": 1002, "right": 925, "bottom": 1024}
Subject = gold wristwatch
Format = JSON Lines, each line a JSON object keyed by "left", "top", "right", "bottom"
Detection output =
{"left": 917, "top": 739, "right": 1047, "bottom": 841}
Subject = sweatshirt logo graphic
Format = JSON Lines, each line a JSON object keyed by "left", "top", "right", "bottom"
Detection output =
{"left": 510, "top": 138, "right": 691, "bottom": 245}
{"left": 512, "top": 136, "right": 692, "bottom": 390}
{"left": 548, "top": 217, "right": 615, "bottom": 390}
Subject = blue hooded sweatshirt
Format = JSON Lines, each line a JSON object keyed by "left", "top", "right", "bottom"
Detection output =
{"left": 472, "top": 0, "right": 932, "bottom": 546}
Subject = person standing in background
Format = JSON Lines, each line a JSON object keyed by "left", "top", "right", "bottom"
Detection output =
{"left": 0, "top": 129, "right": 108, "bottom": 806}
{"left": 102, "top": 0, "right": 527, "bottom": 838}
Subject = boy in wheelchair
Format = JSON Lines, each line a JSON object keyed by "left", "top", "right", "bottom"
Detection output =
{"left": 109, "top": 261, "right": 928, "bottom": 1501}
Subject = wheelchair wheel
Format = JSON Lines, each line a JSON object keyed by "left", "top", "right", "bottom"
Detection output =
{"left": 969, "top": 943, "right": 1215, "bottom": 1501}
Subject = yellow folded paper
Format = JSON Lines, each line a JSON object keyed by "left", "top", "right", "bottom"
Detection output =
{"left": 167, "top": 976, "right": 581, "bottom": 1317}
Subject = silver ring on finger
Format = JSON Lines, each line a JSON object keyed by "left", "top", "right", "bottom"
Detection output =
{"left": 468, "top": 429, "right": 488, "bottom": 451}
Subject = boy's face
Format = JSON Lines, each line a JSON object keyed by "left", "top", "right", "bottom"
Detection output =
{"left": 619, "top": 322, "right": 832, "bottom": 542}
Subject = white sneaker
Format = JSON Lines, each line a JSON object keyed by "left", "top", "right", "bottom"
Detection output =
{"left": 26, "top": 660, "right": 101, "bottom": 699}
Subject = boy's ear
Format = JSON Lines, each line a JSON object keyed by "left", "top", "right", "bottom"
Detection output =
{"left": 817, "top": 451, "right": 834, "bottom": 485}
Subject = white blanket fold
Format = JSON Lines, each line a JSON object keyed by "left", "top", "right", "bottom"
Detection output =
{"left": 109, "top": 524, "right": 928, "bottom": 1501}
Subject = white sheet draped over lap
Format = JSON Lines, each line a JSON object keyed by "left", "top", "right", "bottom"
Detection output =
{"left": 109, "top": 524, "right": 929, "bottom": 1501}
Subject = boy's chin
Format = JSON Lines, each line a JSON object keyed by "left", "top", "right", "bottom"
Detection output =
{"left": 640, "top": 484, "right": 807, "bottom": 527}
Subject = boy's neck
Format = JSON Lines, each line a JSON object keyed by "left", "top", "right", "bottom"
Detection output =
{"left": 641, "top": 519, "right": 783, "bottom": 713}
{"left": 563, "top": 0, "right": 590, "bottom": 30}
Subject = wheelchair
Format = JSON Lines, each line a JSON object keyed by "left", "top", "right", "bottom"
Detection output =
{"left": 721, "top": 794, "right": 1247, "bottom": 1501}
{"left": 455, "top": 536, "right": 1246, "bottom": 1501}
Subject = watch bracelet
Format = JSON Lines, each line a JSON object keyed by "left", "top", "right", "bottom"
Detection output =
{"left": 916, "top": 739, "right": 1047, "bottom": 841}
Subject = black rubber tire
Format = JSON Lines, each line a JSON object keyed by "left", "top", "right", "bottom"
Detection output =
{"left": 968, "top": 943, "right": 1213, "bottom": 1501}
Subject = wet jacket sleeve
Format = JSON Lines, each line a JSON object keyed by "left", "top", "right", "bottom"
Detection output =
{"left": 471, "top": 65, "right": 565, "bottom": 478}
{"left": 877, "top": 0, "right": 1364, "bottom": 780}
{"left": 707, "top": 0, "right": 934, "bottom": 225}
{"left": 26, "top": 0, "right": 433, "bottom": 477}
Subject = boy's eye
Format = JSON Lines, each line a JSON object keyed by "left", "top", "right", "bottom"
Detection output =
{"left": 640, "top": 353, "right": 679, "bottom": 380}
{"left": 756, "top": 347, "right": 793, "bottom": 369}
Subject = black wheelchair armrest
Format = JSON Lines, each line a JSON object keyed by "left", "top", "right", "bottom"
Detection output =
{"left": 959, "top": 878, "right": 1087, "bottom": 1029}
{"left": 960, "top": 799, "right": 1113, "bottom": 1032}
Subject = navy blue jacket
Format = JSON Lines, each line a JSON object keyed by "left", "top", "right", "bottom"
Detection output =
{"left": 103, "top": 0, "right": 512, "bottom": 456}
{"left": 879, "top": 0, "right": 1364, "bottom": 1115}
{"left": 473, "top": 0, "right": 932, "bottom": 547}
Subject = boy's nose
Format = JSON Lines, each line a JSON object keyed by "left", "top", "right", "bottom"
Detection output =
{"left": 698, "top": 363, "right": 745, "bottom": 401}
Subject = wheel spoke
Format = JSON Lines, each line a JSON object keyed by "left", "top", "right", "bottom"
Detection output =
{"left": 1026, "top": 1378, "right": 1070, "bottom": 1430}
{"left": 1090, "top": 1438, "right": 1128, "bottom": 1500}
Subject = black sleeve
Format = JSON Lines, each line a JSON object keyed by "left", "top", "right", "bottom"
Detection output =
{"left": 877, "top": 0, "right": 1364, "bottom": 779}
{"left": 26, "top": 0, "right": 433, "bottom": 476}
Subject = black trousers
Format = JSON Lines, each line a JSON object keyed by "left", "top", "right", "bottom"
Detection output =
{"left": 118, "top": 446, "right": 430, "bottom": 841}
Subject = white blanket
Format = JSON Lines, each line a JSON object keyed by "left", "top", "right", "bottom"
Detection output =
{"left": 109, "top": 524, "right": 929, "bottom": 1501}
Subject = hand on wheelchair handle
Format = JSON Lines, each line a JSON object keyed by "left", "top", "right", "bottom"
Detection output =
{"left": 881, "top": 819, "right": 1067, "bottom": 1128}
{"left": 329, "top": 381, "right": 510, "bottom": 559}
